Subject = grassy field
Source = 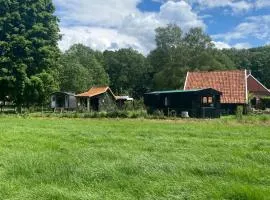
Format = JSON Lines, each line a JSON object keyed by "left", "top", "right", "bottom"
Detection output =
{"left": 0, "top": 116, "right": 269, "bottom": 199}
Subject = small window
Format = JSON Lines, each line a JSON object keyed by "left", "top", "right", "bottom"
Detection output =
{"left": 203, "top": 97, "right": 208, "bottom": 104}
{"left": 202, "top": 96, "right": 214, "bottom": 105}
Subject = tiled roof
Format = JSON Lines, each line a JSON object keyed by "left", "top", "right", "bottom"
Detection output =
{"left": 184, "top": 70, "right": 247, "bottom": 104}
{"left": 76, "top": 86, "right": 116, "bottom": 98}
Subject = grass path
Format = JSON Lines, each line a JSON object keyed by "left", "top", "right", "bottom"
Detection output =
{"left": 0, "top": 117, "right": 269, "bottom": 199}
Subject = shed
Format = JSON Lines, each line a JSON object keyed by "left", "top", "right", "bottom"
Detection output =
{"left": 144, "top": 88, "right": 222, "bottom": 118}
{"left": 76, "top": 86, "right": 117, "bottom": 112}
{"left": 51, "top": 92, "right": 77, "bottom": 110}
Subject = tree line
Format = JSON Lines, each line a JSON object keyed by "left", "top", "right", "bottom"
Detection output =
{"left": 1, "top": 0, "right": 270, "bottom": 111}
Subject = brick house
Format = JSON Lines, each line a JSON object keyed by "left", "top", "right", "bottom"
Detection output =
{"left": 184, "top": 70, "right": 270, "bottom": 113}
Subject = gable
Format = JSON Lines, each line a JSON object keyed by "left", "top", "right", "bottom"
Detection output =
{"left": 184, "top": 70, "right": 247, "bottom": 104}
{"left": 76, "top": 86, "right": 116, "bottom": 99}
{"left": 247, "top": 75, "right": 270, "bottom": 96}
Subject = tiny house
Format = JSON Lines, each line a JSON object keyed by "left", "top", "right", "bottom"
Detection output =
{"left": 76, "top": 87, "right": 117, "bottom": 112}
{"left": 144, "top": 88, "right": 222, "bottom": 118}
{"left": 51, "top": 92, "right": 77, "bottom": 110}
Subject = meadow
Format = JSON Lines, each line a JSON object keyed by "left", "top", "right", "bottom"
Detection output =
{"left": 0, "top": 116, "right": 269, "bottom": 199}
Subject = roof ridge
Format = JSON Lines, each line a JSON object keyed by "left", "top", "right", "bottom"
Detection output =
{"left": 188, "top": 69, "right": 246, "bottom": 73}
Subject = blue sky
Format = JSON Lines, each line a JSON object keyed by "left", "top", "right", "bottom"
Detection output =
{"left": 53, "top": 0, "right": 270, "bottom": 54}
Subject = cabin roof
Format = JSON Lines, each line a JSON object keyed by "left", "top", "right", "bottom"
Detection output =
{"left": 184, "top": 70, "right": 247, "bottom": 104}
{"left": 51, "top": 92, "right": 75, "bottom": 96}
{"left": 75, "top": 86, "right": 116, "bottom": 98}
{"left": 145, "top": 88, "right": 221, "bottom": 95}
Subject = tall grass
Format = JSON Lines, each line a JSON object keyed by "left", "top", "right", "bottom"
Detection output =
{"left": 0, "top": 117, "right": 269, "bottom": 199}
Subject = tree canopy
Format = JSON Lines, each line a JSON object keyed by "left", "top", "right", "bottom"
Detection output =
{"left": 0, "top": 0, "right": 60, "bottom": 110}
{"left": 104, "top": 48, "right": 152, "bottom": 98}
{"left": 59, "top": 44, "right": 109, "bottom": 93}
{"left": 149, "top": 24, "right": 236, "bottom": 89}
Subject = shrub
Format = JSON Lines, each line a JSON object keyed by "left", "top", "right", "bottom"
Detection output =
{"left": 133, "top": 98, "right": 145, "bottom": 110}
{"left": 236, "top": 105, "right": 243, "bottom": 121}
{"left": 128, "top": 110, "right": 147, "bottom": 118}
{"left": 107, "top": 110, "right": 129, "bottom": 118}
{"left": 99, "top": 111, "right": 108, "bottom": 118}
{"left": 151, "top": 110, "right": 165, "bottom": 119}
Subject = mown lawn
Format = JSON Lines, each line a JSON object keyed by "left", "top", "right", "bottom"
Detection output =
{"left": 0, "top": 116, "right": 269, "bottom": 200}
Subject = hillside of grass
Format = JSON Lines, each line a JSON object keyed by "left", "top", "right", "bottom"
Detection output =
{"left": 0, "top": 116, "right": 269, "bottom": 199}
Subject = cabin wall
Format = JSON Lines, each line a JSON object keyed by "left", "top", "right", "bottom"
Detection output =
{"left": 98, "top": 92, "right": 117, "bottom": 112}
{"left": 68, "top": 96, "right": 77, "bottom": 109}
{"left": 51, "top": 93, "right": 77, "bottom": 110}
{"left": 144, "top": 90, "right": 222, "bottom": 118}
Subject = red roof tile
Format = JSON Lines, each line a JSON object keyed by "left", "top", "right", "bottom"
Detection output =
{"left": 76, "top": 86, "right": 116, "bottom": 98}
{"left": 184, "top": 70, "right": 247, "bottom": 104}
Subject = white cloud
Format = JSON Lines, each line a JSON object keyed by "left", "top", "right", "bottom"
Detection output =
{"left": 58, "top": 27, "right": 145, "bottom": 53}
{"left": 153, "top": 0, "right": 254, "bottom": 13}
{"left": 233, "top": 42, "right": 251, "bottom": 49}
{"left": 55, "top": 0, "right": 205, "bottom": 54}
{"left": 159, "top": 1, "right": 205, "bottom": 29}
{"left": 256, "top": 0, "right": 270, "bottom": 9}
{"left": 213, "top": 41, "right": 251, "bottom": 49}
{"left": 53, "top": 0, "right": 140, "bottom": 27}
{"left": 212, "top": 41, "right": 231, "bottom": 49}
{"left": 230, "top": 1, "right": 253, "bottom": 13}
{"left": 212, "top": 15, "right": 270, "bottom": 42}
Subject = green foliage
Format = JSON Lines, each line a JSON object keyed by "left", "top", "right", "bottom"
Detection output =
{"left": 149, "top": 24, "right": 235, "bottom": 90}
{"left": 59, "top": 44, "right": 109, "bottom": 92}
{"left": 0, "top": 0, "right": 61, "bottom": 109}
{"left": 236, "top": 105, "right": 244, "bottom": 121}
{"left": 104, "top": 48, "right": 152, "bottom": 98}
{"left": 24, "top": 76, "right": 44, "bottom": 106}
{"left": 223, "top": 46, "right": 270, "bottom": 88}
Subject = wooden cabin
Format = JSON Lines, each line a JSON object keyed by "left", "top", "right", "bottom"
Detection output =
{"left": 51, "top": 92, "right": 77, "bottom": 110}
{"left": 184, "top": 70, "right": 270, "bottom": 113}
{"left": 144, "top": 88, "right": 222, "bottom": 118}
{"left": 76, "top": 86, "right": 117, "bottom": 112}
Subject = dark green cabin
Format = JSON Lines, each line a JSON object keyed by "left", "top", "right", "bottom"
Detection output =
{"left": 144, "top": 88, "right": 222, "bottom": 118}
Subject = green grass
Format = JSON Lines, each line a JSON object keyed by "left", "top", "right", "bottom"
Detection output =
{"left": 0, "top": 116, "right": 269, "bottom": 199}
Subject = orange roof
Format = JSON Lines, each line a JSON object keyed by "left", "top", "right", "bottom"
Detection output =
{"left": 76, "top": 86, "right": 116, "bottom": 98}
{"left": 184, "top": 70, "right": 248, "bottom": 104}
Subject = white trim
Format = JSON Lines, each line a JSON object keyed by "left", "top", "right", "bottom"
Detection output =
{"left": 247, "top": 74, "right": 270, "bottom": 94}
{"left": 245, "top": 69, "right": 248, "bottom": 104}
{"left": 183, "top": 71, "right": 189, "bottom": 90}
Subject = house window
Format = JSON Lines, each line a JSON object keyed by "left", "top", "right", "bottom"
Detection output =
{"left": 202, "top": 96, "right": 214, "bottom": 106}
